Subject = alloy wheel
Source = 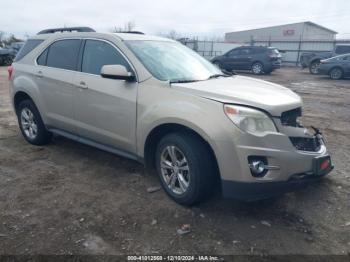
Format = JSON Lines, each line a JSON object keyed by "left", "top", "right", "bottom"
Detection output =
{"left": 310, "top": 62, "right": 320, "bottom": 74}
{"left": 160, "top": 145, "right": 190, "bottom": 195}
{"left": 330, "top": 68, "right": 342, "bottom": 80}
{"left": 252, "top": 63, "right": 263, "bottom": 74}
{"left": 20, "top": 107, "right": 38, "bottom": 140}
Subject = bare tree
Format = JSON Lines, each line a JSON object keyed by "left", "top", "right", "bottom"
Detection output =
{"left": 111, "top": 21, "right": 136, "bottom": 33}
{"left": 2, "top": 34, "right": 22, "bottom": 46}
{"left": 124, "top": 21, "right": 135, "bottom": 31}
{"left": 0, "top": 31, "right": 4, "bottom": 47}
{"left": 167, "top": 30, "right": 178, "bottom": 40}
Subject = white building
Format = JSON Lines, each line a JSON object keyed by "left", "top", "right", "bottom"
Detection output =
{"left": 225, "top": 21, "right": 337, "bottom": 43}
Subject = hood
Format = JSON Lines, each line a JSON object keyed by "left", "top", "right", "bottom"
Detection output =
{"left": 171, "top": 75, "right": 302, "bottom": 116}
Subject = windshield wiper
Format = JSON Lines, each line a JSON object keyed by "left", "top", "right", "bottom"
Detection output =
{"left": 169, "top": 79, "right": 201, "bottom": 84}
{"left": 208, "top": 71, "right": 234, "bottom": 80}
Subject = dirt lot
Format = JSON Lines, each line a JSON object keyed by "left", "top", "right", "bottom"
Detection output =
{"left": 0, "top": 66, "right": 349, "bottom": 256}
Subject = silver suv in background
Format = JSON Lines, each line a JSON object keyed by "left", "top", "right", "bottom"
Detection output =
{"left": 9, "top": 27, "right": 333, "bottom": 205}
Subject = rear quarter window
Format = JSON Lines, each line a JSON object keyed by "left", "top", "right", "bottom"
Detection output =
{"left": 14, "top": 39, "right": 44, "bottom": 62}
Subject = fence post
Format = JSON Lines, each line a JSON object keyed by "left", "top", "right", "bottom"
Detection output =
{"left": 296, "top": 34, "right": 302, "bottom": 66}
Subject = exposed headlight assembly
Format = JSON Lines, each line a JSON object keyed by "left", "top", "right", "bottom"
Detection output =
{"left": 224, "top": 104, "right": 277, "bottom": 135}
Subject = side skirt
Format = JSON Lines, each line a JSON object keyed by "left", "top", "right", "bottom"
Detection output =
{"left": 48, "top": 128, "right": 144, "bottom": 164}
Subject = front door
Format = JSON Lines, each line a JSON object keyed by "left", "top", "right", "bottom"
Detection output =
{"left": 222, "top": 48, "right": 242, "bottom": 70}
{"left": 73, "top": 39, "right": 138, "bottom": 153}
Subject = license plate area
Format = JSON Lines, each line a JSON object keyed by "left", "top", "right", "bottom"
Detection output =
{"left": 313, "top": 155, "right": 333, "bottom": 176}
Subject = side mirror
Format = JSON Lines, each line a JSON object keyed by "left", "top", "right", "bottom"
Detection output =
{"left": 101, "top": 65, "right": 135, "bottom": 81}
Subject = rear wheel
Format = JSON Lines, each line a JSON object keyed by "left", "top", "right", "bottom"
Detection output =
{"left": 251, "top": 62, "right": 264, "bottom": 74}
{"left": 309, "top": 61, "right": 320, "bottom": 74}
{"left": 329, "top": 67, "right": 343, "bottom": 80}
{"left": 17, "top": 99, "right": 52, "bottom": 145}
{"left": 155, "top": 132, "right": 215, "bottom": 206}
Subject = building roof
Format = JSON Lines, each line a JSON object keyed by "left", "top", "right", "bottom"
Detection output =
{"left": 226, "top": 21, "right": 337, "bottom": 35}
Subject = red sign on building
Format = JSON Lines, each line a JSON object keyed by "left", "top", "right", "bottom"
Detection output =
{"left": 283, "top": 29, "right": 295, "bottom": 36}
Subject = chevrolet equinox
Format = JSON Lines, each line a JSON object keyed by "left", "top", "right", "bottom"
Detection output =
{"left": 9, "top": 27, "right": 333, "bottom": 205}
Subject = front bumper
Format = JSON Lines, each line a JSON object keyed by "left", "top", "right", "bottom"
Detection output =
{"left": 214, "top": 118, "right": 333, "bottom": 200}
{"left": 222, "top": 166, "right": 333, "bottom": 201}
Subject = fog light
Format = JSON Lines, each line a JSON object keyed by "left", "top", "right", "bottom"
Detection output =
{"left": 248, "top": 156, "right": 268, "bottom": 177}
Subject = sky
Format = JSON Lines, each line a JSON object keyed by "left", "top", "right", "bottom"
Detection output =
{"left": 0, "top": 0, "right": 349, "bottom": 39}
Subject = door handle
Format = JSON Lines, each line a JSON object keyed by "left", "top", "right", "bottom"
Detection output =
{"left": 35, "top": 71, "right": 43, "bottom": 78}
{"left": 78, "top": 81, "right": 88, "bottom": 89}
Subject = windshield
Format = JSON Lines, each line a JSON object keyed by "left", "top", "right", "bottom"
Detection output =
{"left": 125, "top": 40, "right": 221, "bottom": 82}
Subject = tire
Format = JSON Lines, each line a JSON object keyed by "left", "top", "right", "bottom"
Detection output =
{"left": 309, "top": 61, "right": 320, "bottom": 74}
{"left": 329, "top": 67, "right": 343, "bottom": 80}
{"left": 155, "top": 132, "right": 215, "bottom": 206}
{"left": 251, "top": 62, "right": 264, "bottom": 75}
{"left": 17, "top": 99, "right": 52, "bottom": 145}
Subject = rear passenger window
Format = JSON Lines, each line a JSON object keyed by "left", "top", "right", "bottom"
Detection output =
{"left": 14, "top": 39, "right": 43, "bottom": 62}
{"left": 239, "top": 48, "right": 252, "bottom": 55}
{"left": 46, "top": 39, "right": 81, "bottom": 70}
{"left": 82, "top": 40, "right": 130, "bottom": 75}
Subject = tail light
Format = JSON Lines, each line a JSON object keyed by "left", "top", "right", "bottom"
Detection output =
{"left": 7, "top": 65, "right": 13, "bottom": 80}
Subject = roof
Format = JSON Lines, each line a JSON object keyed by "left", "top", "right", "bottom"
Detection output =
{"left": 113, "top": 33, "right": 174, "bottom": 41}
{"left": 226, "top": 21, "right": 337, "bottom": 35}
{"left": 30, "top": 31, "right": 174, "bottom": 42}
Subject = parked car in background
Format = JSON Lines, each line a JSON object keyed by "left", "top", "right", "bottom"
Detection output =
{"left": 317, "top": 54, "right": 350, "bottom": 80}
{"left": 211, "top": 46, "right": 282, "bottom": 75}
{"left": 9, "top": 27, "right": 333, "bottom": 205}
{"left": 0, "top": 41, "right": 24, "bottom": 66}
{"left": 300, "top": 44, "right": 350, "bottom": 74}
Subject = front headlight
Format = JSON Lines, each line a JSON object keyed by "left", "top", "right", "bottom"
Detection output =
{"left": 224, "top": 104, "right": 277, "bottom": 135}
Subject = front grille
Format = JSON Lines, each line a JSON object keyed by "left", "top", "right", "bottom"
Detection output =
{"left": 289, "top": 137, "right": 321, "bottom": 152}
{"left": 281, "top": 108, "right": 302, "bottom": 127}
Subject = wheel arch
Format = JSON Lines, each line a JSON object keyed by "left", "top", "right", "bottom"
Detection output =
{"left": 329, "top": 66, "right": 344, "bottom": 79}
{"left": 143, "top": 122, "right": 220, "bottom": 180}
{"left": 328, "top": 66, "right": 344, "bottom": 74}
{"left": 13, "top": 91, "right": 34, "bottom": 114}
{"left": 309, "top": 58, "right": 321, "bottom": 66}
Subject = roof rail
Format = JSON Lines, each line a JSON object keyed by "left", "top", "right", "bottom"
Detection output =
{"left": 118, "top": 31, "right": 145, "bottom": 35}
{"left": 37, "top": 27, "right": 96, "bottom": 35}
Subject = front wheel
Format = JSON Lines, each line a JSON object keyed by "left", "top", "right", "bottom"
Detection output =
{"left": 329, "top": 68, "right": 343, "bottom": 80}
{"left": 251, "top": 62, "right": 264, "bottom": 75}
{"left": 309, "top": 61, "right": 320, "bottom": 74}
{"left": 155, "top": 132, "right": 215, "bottom": 206}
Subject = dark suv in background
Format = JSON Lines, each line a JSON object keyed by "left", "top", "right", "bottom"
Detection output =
{"left": 211, "top": 46, "right": 282, "bottom": 75}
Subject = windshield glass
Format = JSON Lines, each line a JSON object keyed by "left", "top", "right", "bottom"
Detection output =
{"left": 125, "top": 40, "right": 221, "bottom": 82}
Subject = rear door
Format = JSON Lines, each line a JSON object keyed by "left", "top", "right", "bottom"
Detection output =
{"left": 72, "top": 39, "right": 138, "bottom": 153}
{"left": 237, "top": 48, "right": 254, "bottom": 69}
{"left": 35, "top": 39, "right": 81, "bottom": 132}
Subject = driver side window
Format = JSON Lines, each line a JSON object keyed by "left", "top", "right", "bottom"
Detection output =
{"left": 82, "top": 40, "right": 131, "bottom": 75}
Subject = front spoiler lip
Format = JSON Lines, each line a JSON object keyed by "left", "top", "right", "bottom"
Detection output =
{"left": 221, "top": 166, "right": 334, "bottom": 201}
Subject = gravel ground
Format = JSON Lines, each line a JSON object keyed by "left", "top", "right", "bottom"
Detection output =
{"left": 0, "top": 66, "right": 349, "bottom": 256}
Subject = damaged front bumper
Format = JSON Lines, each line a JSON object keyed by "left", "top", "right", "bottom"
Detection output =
{"left": 220, "top": 108, "right": 334, "bottom": 200}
